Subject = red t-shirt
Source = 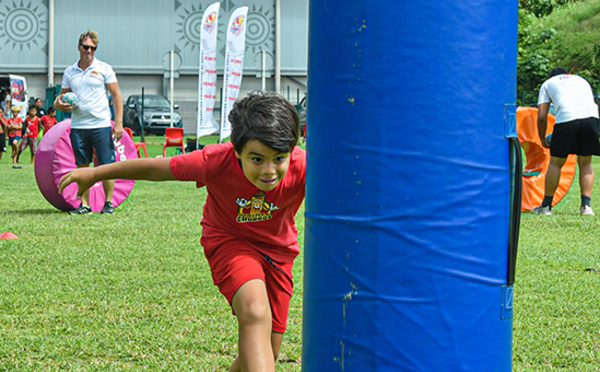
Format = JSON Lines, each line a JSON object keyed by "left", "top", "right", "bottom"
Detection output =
{"left": 170, "top": 142, "right": 306, "bottom": 263}
{"left": 41, "top": 115, "right": 57, "bottom": 134}
{"left": 24, "top": 116, "right": 40, "bottom": 138}
{"left": 7, "top": 117, "right": 23, "bottom": 137}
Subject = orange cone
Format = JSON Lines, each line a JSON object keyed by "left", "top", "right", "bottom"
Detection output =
{"left": 517, "top": 107, "right": 576, "bottom": 211}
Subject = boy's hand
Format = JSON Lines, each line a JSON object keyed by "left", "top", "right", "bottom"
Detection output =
{"left": 58, "top": 168, "right": 96, "bottom": 199}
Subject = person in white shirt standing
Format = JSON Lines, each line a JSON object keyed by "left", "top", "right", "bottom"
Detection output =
{"left": 55, "top": 29, "right": 124, "bottom": 215}
{"left": 533, "top": 67, "right": 600, "bottom": 216}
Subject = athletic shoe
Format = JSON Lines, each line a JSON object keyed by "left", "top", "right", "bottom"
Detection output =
{"left": 532, "top": 205, "right": 552, "bottom": 215}
{"left": 12, "top": 165, "right": 22, "bottom": 169}
{"left": 100, "top": 202, "right": 114, "bottom": 214}
{"left": 68, "top": 204, "right": 92, "bottom": 215}
{"left": 580, "top": 205, "right": 595, "bottom": 216}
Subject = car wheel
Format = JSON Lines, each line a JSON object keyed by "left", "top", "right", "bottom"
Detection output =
{"left": 125, "top": 109, "right": 136, "bottom": 126}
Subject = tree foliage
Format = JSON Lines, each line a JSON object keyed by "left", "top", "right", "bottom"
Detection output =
{"left": 517, "top": 0, "right": 600, "bottom": 105}
{"left": 519, "top": 0, "right": 576, "bottom": 17}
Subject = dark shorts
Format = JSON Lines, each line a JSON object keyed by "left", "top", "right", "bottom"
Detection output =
{"left": 551, "top": 117, "right": 600, "bottom": 158}
{"left": 0, "top": 133, "right": 5, "bottom": 152}
{"left": 70, "top": 127, "right": 116, "bottom": 166}
{"left": 8, "top": 135, "right": 21, "bottom": 145}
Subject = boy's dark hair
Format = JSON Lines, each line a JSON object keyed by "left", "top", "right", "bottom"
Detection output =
{"left": 549, "top": 67, "right": 568, "bottom": 78}
{"left": 28, "top": 104, "right": 37, "bottom": 112}
{"left": 47, "top": 105, "right": 56, "bottom": 114}
{"left": 229, "top": 90, "right": 300, "bottom": 154}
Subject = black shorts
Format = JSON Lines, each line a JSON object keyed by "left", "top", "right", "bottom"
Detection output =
{"left": 0, "top": 133, "right": 5, "bottom": 152}
{"left": 551, "top": 117, "right": 600, "bottom": 158}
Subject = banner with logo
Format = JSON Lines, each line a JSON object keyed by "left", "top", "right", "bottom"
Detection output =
{"left": 219, "top": 6, "right": 248, "bottom": 142}
{"left": 196, "top": 2, "right": 221, "bottom": 144}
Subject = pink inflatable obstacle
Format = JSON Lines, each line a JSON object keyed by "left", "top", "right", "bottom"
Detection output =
{"left": 34, "top": 120, "right": 137, "bottom": 212}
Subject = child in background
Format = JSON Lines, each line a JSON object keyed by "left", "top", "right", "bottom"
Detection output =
{"left": 0, "top": 107, "right": 7, "bottom": 161}
{"left": 7, "top": 106, "right": 23, "bottom": 168}
{"left": 17, "top": 105, "right": 40, "bottom": 164}
{"left": 1, "top": 89, "right": 10, "bottom": 118}
{"left": 41, "top": 106, "right": 58, "bottom": 136}
{"left": 58, "top": 91, "right": 305, "bottom": 372}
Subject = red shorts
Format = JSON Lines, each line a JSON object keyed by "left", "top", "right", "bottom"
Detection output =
{"left": 201, "top": 236, "right": 294, "bottom": 333}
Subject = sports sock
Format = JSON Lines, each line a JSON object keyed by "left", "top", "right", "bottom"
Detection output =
{"left": 541, "top": 195, "right": 553, "bottom": 208}
{"left": 581, "top": 195, "right": 591, "bottom": 207}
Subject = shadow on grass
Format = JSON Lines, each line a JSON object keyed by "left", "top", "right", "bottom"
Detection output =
{"left": 2, "top": 208, "right": 62, "bottom": 215}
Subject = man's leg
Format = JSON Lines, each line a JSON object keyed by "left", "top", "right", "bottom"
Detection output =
{"left": 543, "top": 156, "right": 567, "bottom": 204}
{"left": 78, "top": 163, "right": 91, "bottom": 207}
{"left": 102, "top": 179, "right": 115, "bottom": 203}
{"left": 93, "top": 127, "right": 116, "bottom": 213}
{"left": 578, "top": 155, "right": 594, "bottom": 197}
{"left": 533, "top": 156, "right": 566, "bottom": 214}
{"left": 578, "top": 155, "right": 595, "bottom": 215}
{"left": 68, "top": 129, "right": 93, "bottom": 214}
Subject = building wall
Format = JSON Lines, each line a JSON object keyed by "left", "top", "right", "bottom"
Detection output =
{"left": 0, "top": 0, "right": 308, "bottom": 134}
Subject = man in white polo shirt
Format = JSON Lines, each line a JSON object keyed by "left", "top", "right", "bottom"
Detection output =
{"left": 533, "top": 67, "right": 600, "bottom": 216}
{"left": 55, "top": 29, "right": 123, "bottom": 215}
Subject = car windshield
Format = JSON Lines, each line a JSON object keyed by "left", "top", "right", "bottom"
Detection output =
{"left": 142, "top": 96, "right": 170, "bottom": 109}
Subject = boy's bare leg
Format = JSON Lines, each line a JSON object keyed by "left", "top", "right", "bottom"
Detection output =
{"left": 12, "top": 142, "right": 18, "bottom": 163}
{"left": 230, "top": 279, "right": 275, "bottom": 372}
{"left": 230, "top": 332, "right": 283, "bottom": 372}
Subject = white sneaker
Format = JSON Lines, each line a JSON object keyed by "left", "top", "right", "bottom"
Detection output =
{"left": 580, "top": 205, "right": 595, "bottom": 216}
{"left": 532, "top": 205, "right": 552, "bottom": 215}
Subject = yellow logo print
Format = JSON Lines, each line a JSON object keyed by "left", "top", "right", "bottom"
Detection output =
{"left": 235, "top": 191, "right": 280, "bottom": 223}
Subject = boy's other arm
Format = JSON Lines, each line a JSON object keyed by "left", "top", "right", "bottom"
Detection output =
{"left": 59, "top": 157, "right": 176, "bottom": 199}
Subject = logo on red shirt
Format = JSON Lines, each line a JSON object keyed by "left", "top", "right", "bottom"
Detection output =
{"left": 235, "top": 191, "right": 280, "bottom": 223}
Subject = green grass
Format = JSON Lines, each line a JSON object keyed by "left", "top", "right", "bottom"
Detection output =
{"left": 514, "top": 169, "right": 600, "bottom": 371}
{"left": 1, "top": 137, "right": 600, "bottom": 370}
{"left": 0, "top": 136, "right": 302, "bottom": 371}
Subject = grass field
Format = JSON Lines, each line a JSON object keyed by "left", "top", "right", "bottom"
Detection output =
{"left": 1, "top": 134, "right": 600, "bottom": 370}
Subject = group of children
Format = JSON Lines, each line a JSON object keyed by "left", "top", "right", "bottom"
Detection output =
{"left": 0, "top": 103, "right": 57, "bottom": 168}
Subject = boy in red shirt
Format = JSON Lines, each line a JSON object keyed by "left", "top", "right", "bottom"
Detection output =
{"left": 58, "top": 91, "right": 305, "bottom": 371}
{"left": 17, "top": 105, "right": 41, "bottom": 164}
{"left": 41, "top": 106, "right": 58, "bottom": 136}
{"left": 7, "top": 106, "right": 23, "bottom": 167}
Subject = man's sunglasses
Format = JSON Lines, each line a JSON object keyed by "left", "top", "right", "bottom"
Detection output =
{"left": 79, "top": 44, "right": 97, "bottom": 51}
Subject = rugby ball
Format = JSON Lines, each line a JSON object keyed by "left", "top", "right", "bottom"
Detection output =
{"left": 62, "top": 92, "right": 79, "bottom": 110}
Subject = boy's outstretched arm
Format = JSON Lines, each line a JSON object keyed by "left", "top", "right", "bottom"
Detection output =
{"left": 58, "top": 157, "right": 176, "bottom": 199}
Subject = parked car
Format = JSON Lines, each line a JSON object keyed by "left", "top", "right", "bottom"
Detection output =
{"left": 123, "top": 94, "right": 183, "bottom": 135}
